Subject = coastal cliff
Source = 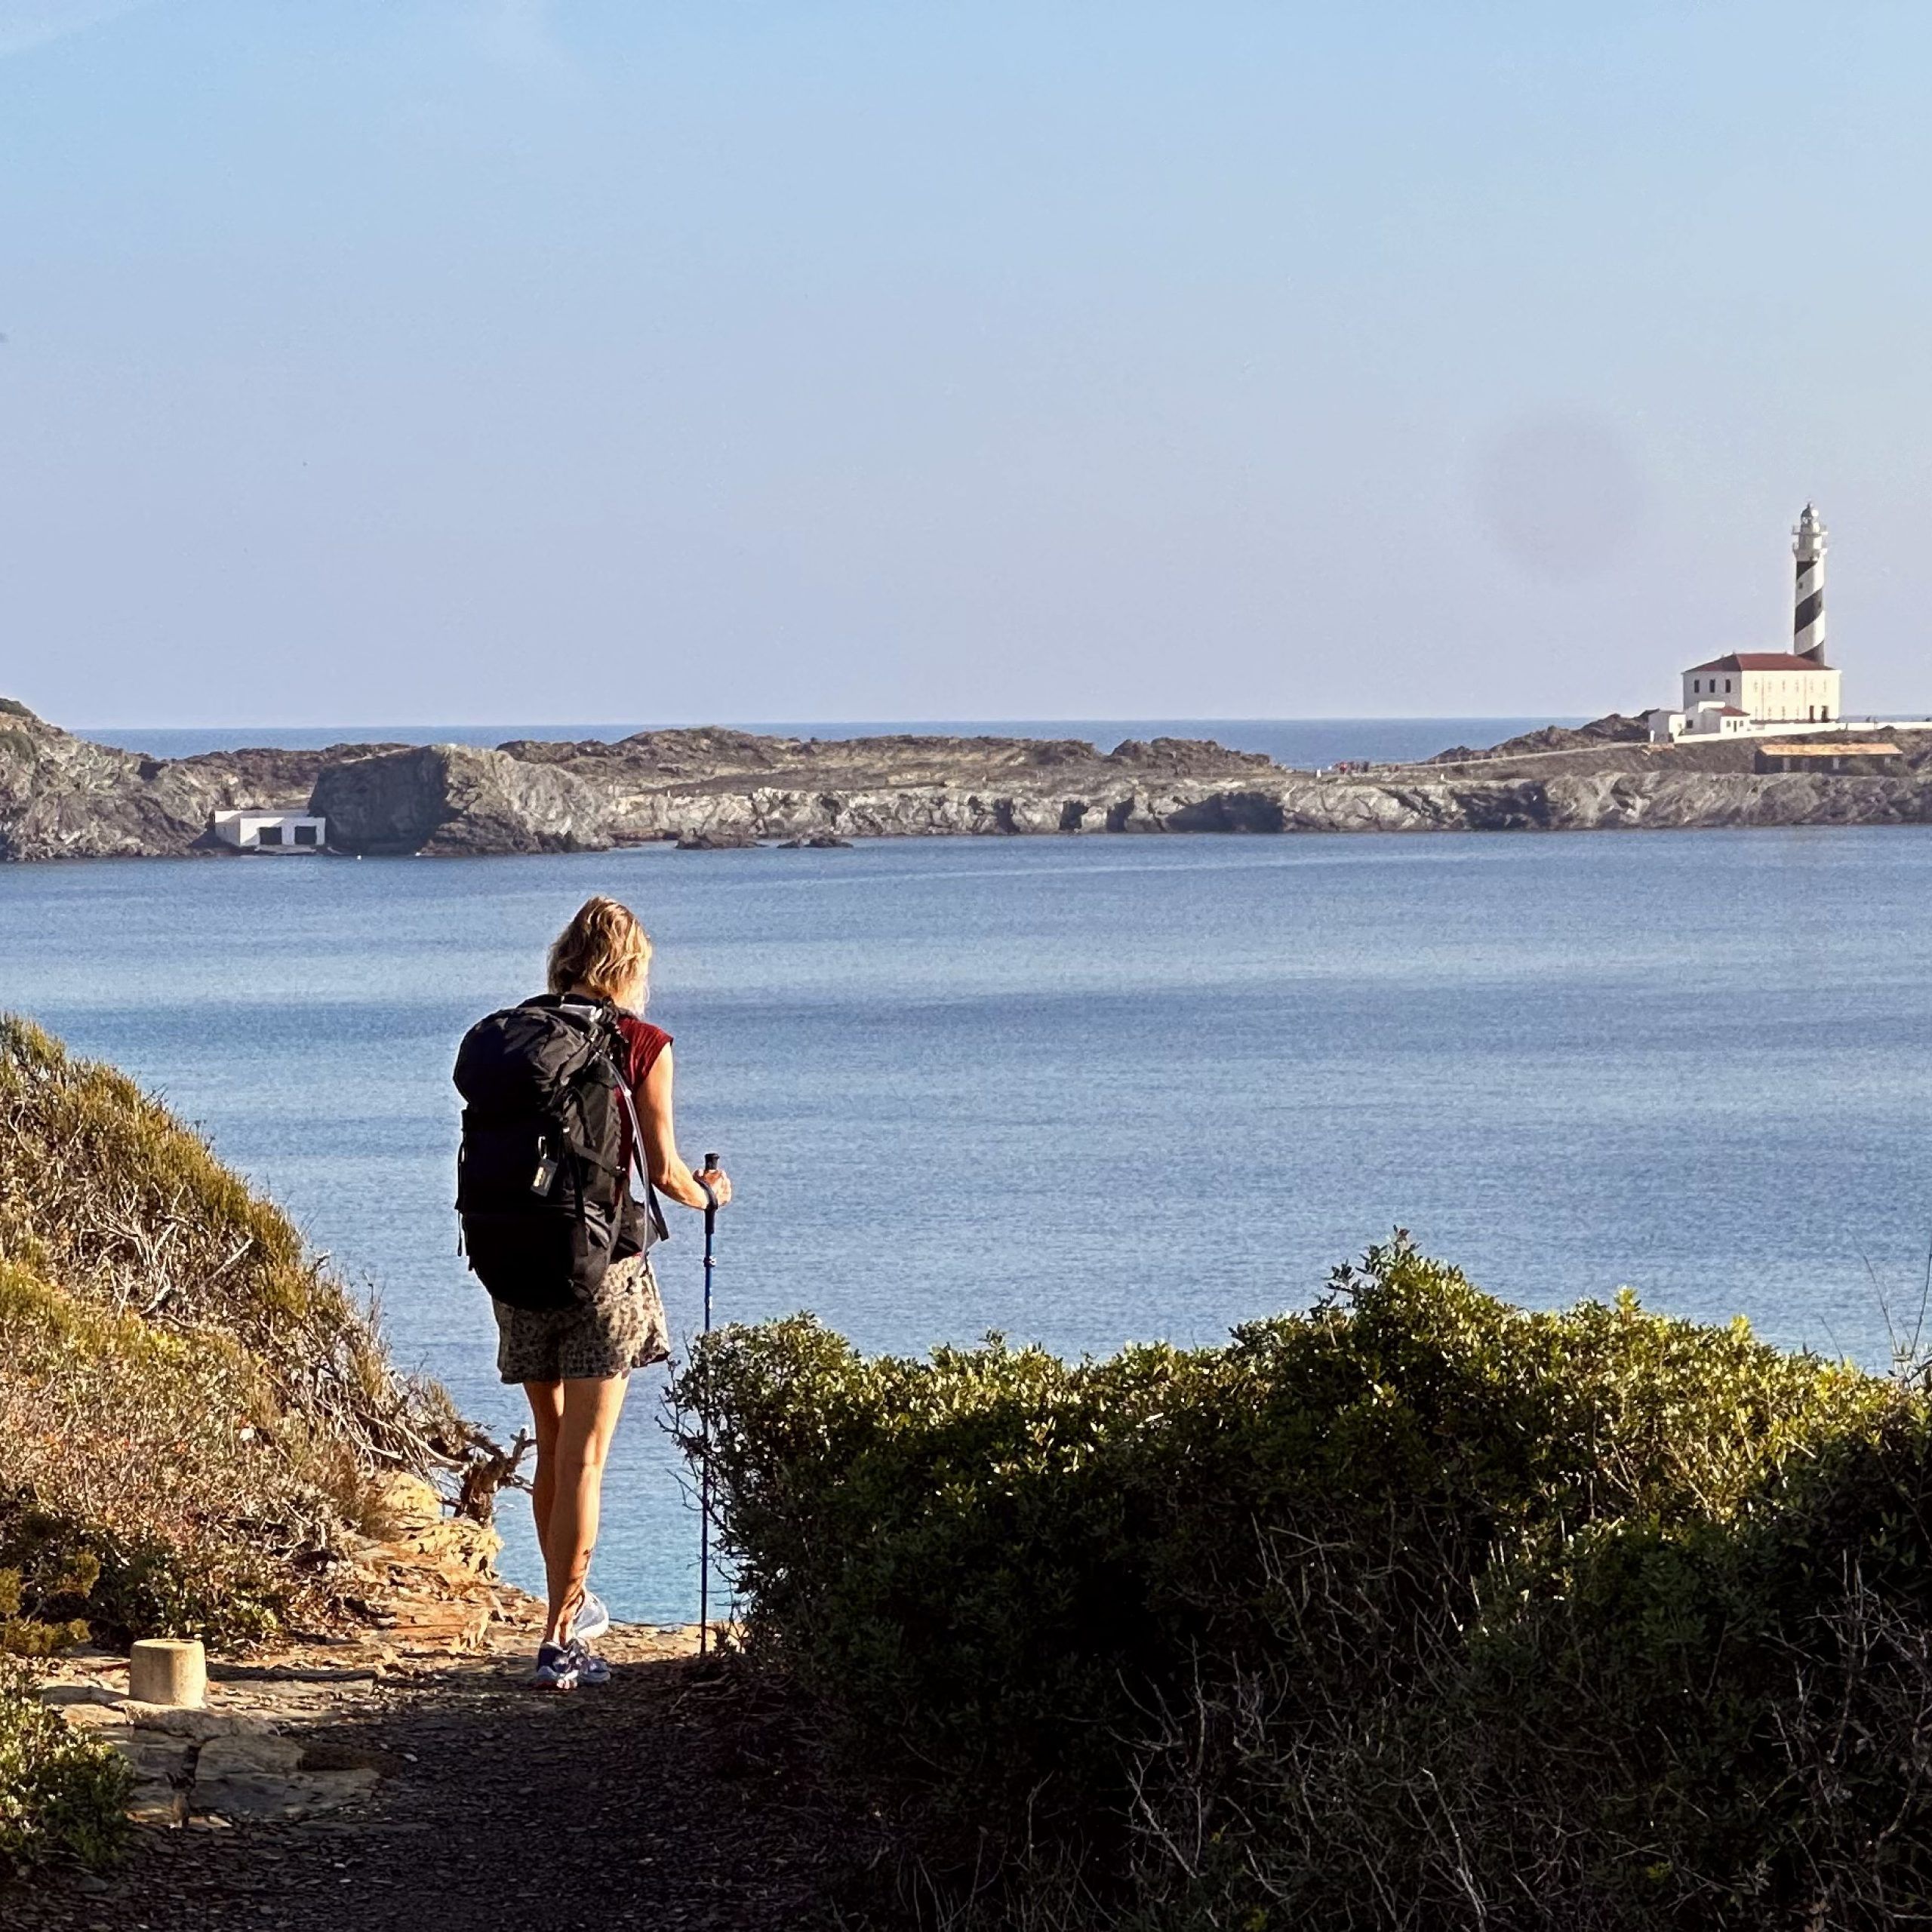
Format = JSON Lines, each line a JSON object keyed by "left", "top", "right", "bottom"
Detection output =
{"left": 307, "top": 729, "right": 1284, "bottom": 852}
{"left": 7, "top": 696, "right": 1932, "bottom": 859}
{"left": 0, "top": 701, "right": 357, "bottom": 861}
{"left": 310, "top": 731, "right": 1932, "bottom": 848}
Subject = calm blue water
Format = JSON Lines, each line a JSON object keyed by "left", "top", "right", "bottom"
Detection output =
{"left": 3, "top": 828, "right": 1928, "bottom": 1623}
{"left": 77, "top": 718, "right": 1577, "bottom": 771}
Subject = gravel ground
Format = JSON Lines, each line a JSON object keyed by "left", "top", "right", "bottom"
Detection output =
{"left": 6, "top": 1638, "right": 888, "bottom": 1932}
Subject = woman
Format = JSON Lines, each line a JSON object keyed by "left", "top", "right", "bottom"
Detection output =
{"left": 491, "top": 895, "right": 730, "bottom": 1690}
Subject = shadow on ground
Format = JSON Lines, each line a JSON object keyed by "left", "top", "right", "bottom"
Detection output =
{"left": 8, "top": 1647, "right": 890, "bottom": 1932}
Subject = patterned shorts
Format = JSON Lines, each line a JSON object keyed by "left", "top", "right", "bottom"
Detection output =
{"left": 491, "top": 1253, "right": 672, "bottom": 1385}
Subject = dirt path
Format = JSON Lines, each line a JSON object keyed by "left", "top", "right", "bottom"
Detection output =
{"left": 7, "top": 1481, "right": 888, "bottom": 1931}
{"left": 10, "top": 1627, "right": 881, "bottom": 1932}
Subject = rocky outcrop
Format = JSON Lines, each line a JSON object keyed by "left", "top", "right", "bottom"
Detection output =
{"left": 8, "top": 697, "right": 1932, "bottom": 859}
{"left": 1429, "top": 712, "right": 1651, "bottom": 763}
{"left": 0, "top": 702, "right": 371, "bottom": 861}
{"left": 0, "top": 702, "right": 223, "bottom": 860}
{"left": 1277, "top": 767, "right": 1932, "bottom": 832}
{"left": 304, "top": 731, "right": 1291, "bottom": 854}
{"left": 675, "top": 827, "right": 761, "bottom": 850}
{"left": 309, "top": 745, "right": 609, "bottom": 856}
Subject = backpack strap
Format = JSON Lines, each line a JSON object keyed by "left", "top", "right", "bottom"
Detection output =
{"left": 588, "top": 1006, "right": 674, "bottom": 1247}
{"left": 612, "top": 1074, "right": 672, "bottom": 1247}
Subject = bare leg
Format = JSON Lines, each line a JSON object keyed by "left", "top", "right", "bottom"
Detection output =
{"left": 521, "top": 1380, "right": 565, "bottom": 1567}
{"left": 535, "top": 1374, "right": 630, "bottom": 1647}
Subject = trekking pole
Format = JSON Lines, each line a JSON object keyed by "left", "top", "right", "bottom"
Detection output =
{"left": 697, "top": 1153, "right": 719, "bottom": 1658}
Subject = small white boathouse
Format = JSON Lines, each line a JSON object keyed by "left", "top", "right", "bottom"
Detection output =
{"left": 211, "top": 811, "right": 327, "bottom": 852}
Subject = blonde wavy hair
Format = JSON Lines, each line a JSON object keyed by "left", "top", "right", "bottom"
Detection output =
{"left": 546, "top": 896, "right": 654, "bottom": 1008}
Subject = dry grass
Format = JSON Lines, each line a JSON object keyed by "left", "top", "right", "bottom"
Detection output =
{"left": 0, "top": 1014, "right": 499, "bottom": 1649}
{"left": 0, "top": 1014, "right": 453, "bottom": 1472}
{"left": 0, "top": 1012, "right": 519, "bottom": 1870}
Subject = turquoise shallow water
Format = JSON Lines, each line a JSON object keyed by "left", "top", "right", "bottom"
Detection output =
{"left": 3, "top": 828, "right": 1929, "bottom": 1622}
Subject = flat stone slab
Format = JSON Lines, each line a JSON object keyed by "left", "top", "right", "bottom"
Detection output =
{"left": 49, "top": 1671, "right": 380, "bottom": 1827}
{"left": 88, "top": 1727, "right": 195, "bottom": 1785}
{"left": 192, "top": 1735, "right": 380, "bottom": 1823}
{"left": 126, "top": 1779, "right": 189, "bottom": 1829}
{"left": 36, "top": 1682, "right": 125, "bottom": 1709}
{"left": 46, "top": 1697, "right": 131, "bottom": 1733}
{"left": 122, "top": 1702, "right": 278, "bottom": 1740}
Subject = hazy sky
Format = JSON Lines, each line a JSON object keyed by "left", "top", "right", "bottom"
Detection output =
{"left": 4, "top": 1, "right": 1929, "bottom": 727}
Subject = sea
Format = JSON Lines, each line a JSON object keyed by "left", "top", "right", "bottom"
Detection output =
{"left": 8, "top": 717, "right": 1931, "bottom": 1626}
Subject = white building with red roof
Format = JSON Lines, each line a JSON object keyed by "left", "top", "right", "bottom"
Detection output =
{"left": 1647, "top": 506, "right": 1842, "bottom": 741}
{"left": 1678, "top": 649, "right": 1839, "bottom": 727}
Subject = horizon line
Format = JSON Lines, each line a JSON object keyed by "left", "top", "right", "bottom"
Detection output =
{"left": 72, "top": 712, "right": 1586, "bottom": 734}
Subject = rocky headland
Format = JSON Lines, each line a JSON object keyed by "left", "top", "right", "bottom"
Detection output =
{"left": 7, "top": 695, "right": 1932, "bottom": 860}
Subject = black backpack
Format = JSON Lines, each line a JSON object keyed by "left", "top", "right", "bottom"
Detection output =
{"left": 452, "top": 995, "right": 667, "bottom": 1312}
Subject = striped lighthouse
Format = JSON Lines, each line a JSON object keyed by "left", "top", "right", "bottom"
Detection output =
{"left": 1793, "top": 503, "right": 1827, "bottom": 663}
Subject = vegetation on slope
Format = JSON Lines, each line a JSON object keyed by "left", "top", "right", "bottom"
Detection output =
{"left": 0, "top": 1014, "right": 481, "bottom": 1868}
{"left": 675, "top": 1242, "right": 1932, "bottom": 1930}
{"left": 0, "top": 1663, "right": 128, "bottom": 1872}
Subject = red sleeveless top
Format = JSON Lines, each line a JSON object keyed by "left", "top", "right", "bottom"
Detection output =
{"left": 613, "top": 1013, "right": 672, "bottom": 1091}
{"left": 612, "top": 1014, "right": 672, "bottom": 1176}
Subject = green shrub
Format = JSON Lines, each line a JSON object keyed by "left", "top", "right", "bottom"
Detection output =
{"left": 0, "top": 1663, "right": 130, "bottom": 1873}
{"left": 674, "top": 1241, "right": 1924, "bottom": 1929}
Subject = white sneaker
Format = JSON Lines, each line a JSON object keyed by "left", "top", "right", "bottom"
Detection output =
{"left": 571, "top": 1589, "right": 611, "bottom": 1646}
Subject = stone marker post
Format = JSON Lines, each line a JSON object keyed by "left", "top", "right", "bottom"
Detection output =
{"left": 129, "top": 1637, "right": 207, "bottom": 1708}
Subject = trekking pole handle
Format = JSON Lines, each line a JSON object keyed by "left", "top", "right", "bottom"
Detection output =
{"left": 697, "top": 1153, "right": 721, "bottom": 1214}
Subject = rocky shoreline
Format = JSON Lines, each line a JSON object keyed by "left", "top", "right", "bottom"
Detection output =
{"left": 7, "top": 697, "right": 1932, "bottom": 860}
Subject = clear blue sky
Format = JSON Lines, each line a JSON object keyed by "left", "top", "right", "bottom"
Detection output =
{"left": 4, "top": 1, "right": 1929, "bottom": 727}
